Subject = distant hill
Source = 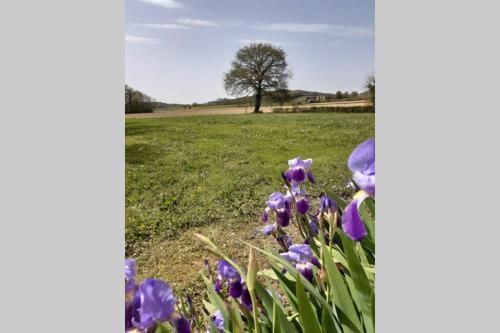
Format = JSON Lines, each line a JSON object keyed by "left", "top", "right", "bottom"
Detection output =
{"left": 153, "top": 89, "right": 371, "bottom": 109}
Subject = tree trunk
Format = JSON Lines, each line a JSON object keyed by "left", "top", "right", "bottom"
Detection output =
{"left": 254, "top": 90, "right": 262, "bottom": 113}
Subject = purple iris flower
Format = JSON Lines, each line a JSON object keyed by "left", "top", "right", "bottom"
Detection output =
{"left": 281, "top": 244, "right": 320, "bottom": 281}
{"left": 240, "top": 287, "right": 252, "bottom": 310}
{"left": 342, "top": 191, "right": 370, "bottom": 241}
{"left": 207, "top": 310, "right": 224, "bottom": 333}
{"left": 125, "top": 258, "right": 136, "bottom": 294}
{"left": 229, "top": 279, "right": 243, "bottom": 298}
{"left": 262, "top": 223, "right": 276, "bottom": 235}
{"left": 215, "top": 260, "right": 243, "bottom": 298}
{"left": 265, "top": 192, "right": 292, "bottom": 227}
{"left": 214, "top": 279, "right": 222, "bottom": 293}
{"left": 266, "top": 192, "right": 290, "bottom": 210}
{"left": 348, "top": 138, "right": 375, "bottom": 195}
{"left": 286, "top": 157, "right": 314, "bottom": 184}
{"left": 131, "top": 278, "right": 176, "bottom": 330}
{"left": 309, "top": 219, "right": 319, "bottom": 235}
{"left": 296, "top": 196, "right": 309, "bottom": 215}
{"left": 276, "top": 234, "right": 293, "bottom": 248}
{"left": 319, "top": 195, "right": 337, "bottom": 213}
{"left": 291, "top": 182, "right": 309, "bottom": 215}
{"left": 276, "top": 209, "right": 291, "bottom": 227}
{"left": 262, "top": 210, "right": 268, "bottom": 223}
{"left": 125, "top": 301, "right": 134, "bottom": 331}
{"left": 217, "top": 260, "right": 239, "bottom": 280}
{"left": 173, "top": 316, "right": 191, "bottom": 333}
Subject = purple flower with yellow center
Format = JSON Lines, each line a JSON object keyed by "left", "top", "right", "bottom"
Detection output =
{"left": 281, "top": 244, "right": 320, "bottom": 281}
{"left": 348, "top": 138, "right": 375, "bottom": 195}
{"left": 286, "top": 157, "right": 314, "bottom": 184}
{"left": 131, "top": 278, "right": 176, "bottom": 330}
{"left": 341, "top": 190, "right": 370, "bottom": 241}
{"left": 125, "top": 258, "right": 137, "bottom": 295}
{"left": 215, "top": 259, "right": 243, "bottom": 298}
{"left": 264, "top": 191, "right": 292, "bottom": 227}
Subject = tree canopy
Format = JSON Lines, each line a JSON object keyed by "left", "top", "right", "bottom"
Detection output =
{"left": 224, "top": 43, "right": 292, "bottom": 113}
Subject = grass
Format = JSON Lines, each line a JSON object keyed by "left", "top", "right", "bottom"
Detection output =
{"left": 126, "top": 112, "right": 374, "bottom": 301}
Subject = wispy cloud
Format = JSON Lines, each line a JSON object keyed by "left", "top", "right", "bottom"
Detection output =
{"left": 136, "top": 23, "right": 191, "bottom": 30}
{"left": 138, "top": 0, "right": 184, "bottom": 9}
{"left": 176, "top": 17, "right": 218, "bottom": 27}
{"left": 255, "top": 22, "right": 373, "bottom": 37}
{"left": 125, "top": 35, "right": 162, "bottom": 44}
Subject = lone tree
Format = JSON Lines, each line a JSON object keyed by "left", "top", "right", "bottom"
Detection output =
{"left": 224, "top": 43, "right": 291, "bottom": 113}
{"left": 365, "top": 74, "right": 375, "bottom": 108}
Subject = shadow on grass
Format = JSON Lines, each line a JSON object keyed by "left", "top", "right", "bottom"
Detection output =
{"left": 126, "top": 143, "right": 159, "bottom": 165}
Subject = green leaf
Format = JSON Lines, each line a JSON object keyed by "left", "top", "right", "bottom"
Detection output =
{"left": 255, "top": 282, "right": 299, "bottom": 333}
{"left": 154, "top": 322, "right": 171, "bottom": 333}
{"left": 272, "top": 301, "right": 281, "bottom": 333}
{"left": 258, "top": 269, "right": 278, "bottom": 280}
{"left": 270, "top": 264, "right": 299, "bottom": 312}
{"left": 203, "top": 299, "right": 218, "bottom": 314}
{"left": 322, "top": 305, "right": 339, "bottom": 333}
{"left": 296, "top": 276, "right": 322, "bottom": 333}
{"left": 359, "top": 201, "right": 375, "bottom": 255}
{"left": 339, "top": 232, "right": 375, "bottom": 333}
{"left": 202, "top": 275, "right": 229, "bottom": 330}
{"left": 321, "top": 241, "right": 364, "bottom": 333}
{"left": 241, "top": 240, "right": 342, "bottom": 332}
{"left": 228, "top": 300, "right": 244, "bottom": 333}
{"left": 364, "top": 197, "right": 375, "bottom": 216}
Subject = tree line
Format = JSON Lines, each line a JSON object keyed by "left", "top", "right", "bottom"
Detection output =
{"left": 125, "top": 85, "right": 155, "bottom": 114}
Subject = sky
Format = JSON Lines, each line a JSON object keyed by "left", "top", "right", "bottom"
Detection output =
{"left": 125, "top": 0, "right": 374, "bottom": 104}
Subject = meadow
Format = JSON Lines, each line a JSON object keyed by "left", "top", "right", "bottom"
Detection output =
{"left": 126, "top": 113, "right": 374, "bottom": 299}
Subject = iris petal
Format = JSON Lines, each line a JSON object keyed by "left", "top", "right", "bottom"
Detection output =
{"left": 131, "top": 278, "right": 176, "bottom": 330}
{"left": 348, "top": 138, "right": 375, "bottom": 174}
{"left": 341, "top": 196, "right": 368, "bottom": 241}
{"left": 353, "top": 172, "right": 375, "bottom": 195}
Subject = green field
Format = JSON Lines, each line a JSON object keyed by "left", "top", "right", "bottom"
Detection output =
{"left": 126, "top": 113, "right": 374, "bottom": 298}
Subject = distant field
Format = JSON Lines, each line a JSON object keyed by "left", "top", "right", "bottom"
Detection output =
{"left": 125, "top": 99, "right": 370, "bottom": 118}
{"left": 126, "top": 112, "right": 374, "bottom": 299}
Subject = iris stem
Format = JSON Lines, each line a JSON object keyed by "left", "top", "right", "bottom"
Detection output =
{"left": 249, "top": 288, "right": 260, "bottom": 333}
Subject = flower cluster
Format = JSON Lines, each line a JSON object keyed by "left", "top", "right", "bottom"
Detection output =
{"left": 126, "top": 137, "right": 375, "bottom": 332}
{"left": 259, "top": 138, "right": 375, "bottom": 282}
{"left": 125, "top": 259, "right": 191, "bottom": 333}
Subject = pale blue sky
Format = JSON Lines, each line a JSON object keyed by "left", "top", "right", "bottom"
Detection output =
{"left": 126, "top": 0, "right": 374, "bottom": 104}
